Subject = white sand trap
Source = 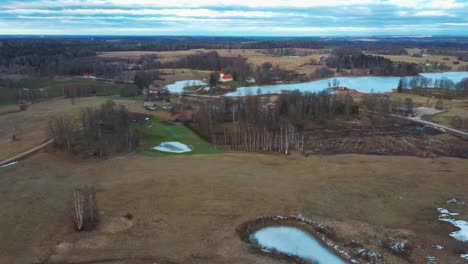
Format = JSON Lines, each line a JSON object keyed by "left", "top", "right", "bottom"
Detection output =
{"left": 153, "top": 142, "right": 192, "bottom": 153}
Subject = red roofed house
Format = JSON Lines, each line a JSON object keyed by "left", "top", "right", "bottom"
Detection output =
{"left": 149, "top": 88, "right": 161, "bottom": 94}
{"left": 219, "top": 70, "right": 233, "bottom": 83}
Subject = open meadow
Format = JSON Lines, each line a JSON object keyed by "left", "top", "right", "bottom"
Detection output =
{"left": 0, "top": 95, "right": 467, "bottom": 264}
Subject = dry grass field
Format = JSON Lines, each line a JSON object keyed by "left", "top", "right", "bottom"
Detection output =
{"left": 0, "top": 97, "right": 147, "bottom": 161}
{"left": 1, "top": 151, "right": 467, "bottom": 264}
{"left": 98, "top": 49, "right": 331, "bottom": 77}
{"left": 375, "top": 54, "right": 468, "bottom": 70}
{"left": 388, "top": 93, "right": 468, "bottom": 129}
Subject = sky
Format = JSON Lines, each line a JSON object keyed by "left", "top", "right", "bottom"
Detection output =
{"left": 0, "top": 0, "right": 467, "bottom": 36}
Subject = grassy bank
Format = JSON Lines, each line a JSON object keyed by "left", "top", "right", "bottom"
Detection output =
{"left": 139, "top": 118, "right": 224, "bottom": 157}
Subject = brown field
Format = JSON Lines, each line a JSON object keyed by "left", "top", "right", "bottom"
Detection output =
{"left": 1, "top": 150, "right": 467, "bottom": 264}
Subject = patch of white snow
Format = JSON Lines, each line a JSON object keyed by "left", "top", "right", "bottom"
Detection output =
{"left": 0, "top": 161, "right": 18, "bottom": 168}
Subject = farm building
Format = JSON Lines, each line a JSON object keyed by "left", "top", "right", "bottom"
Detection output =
{"left": 219, "top": 70, "right": 233, "bottom": 83}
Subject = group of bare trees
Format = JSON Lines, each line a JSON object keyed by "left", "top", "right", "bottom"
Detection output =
{"left": 224, "top": 123, "right": 303, "bottom": 154}
{"left": 189, "top": 90, "right": 360, "bottom": 154}
{"left": 49, "top": 100, "right": 141, "bottom": 156}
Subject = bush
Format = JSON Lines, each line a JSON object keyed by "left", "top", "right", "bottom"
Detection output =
{"left": 72, "top": 187, "right": 98, "bottom": 231}
{"left": 18, "top": 101, "right": 28, "bottom": 111}
{"left": 120, "top": 85, "right": 139, "bottom": 97}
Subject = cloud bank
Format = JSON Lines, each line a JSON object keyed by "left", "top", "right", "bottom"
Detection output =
{"left": 0, "top": 0, "right": 467, "bottom": 35}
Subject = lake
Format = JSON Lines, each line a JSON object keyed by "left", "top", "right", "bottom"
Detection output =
{"left": 224, "top": 72, "right": 468, "bottom": 96}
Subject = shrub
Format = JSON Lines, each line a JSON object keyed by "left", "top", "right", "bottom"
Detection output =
{"left": 72, "top": 187, "right": 98, "bottom": 231}
{"left": 18, "top": 101, "right": 29, "bottom": 111}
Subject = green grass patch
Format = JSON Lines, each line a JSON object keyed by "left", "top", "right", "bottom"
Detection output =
{"left": 139, "top": 118, "right": 224, "bottom": 157}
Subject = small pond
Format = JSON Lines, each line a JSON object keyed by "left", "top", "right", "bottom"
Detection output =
{"left": 250, "top": 226, "right": 347, "bottom": 264}
{"left": 153, "top": 142, "right": 192, "bottom": 153}
{"left": 164, "top": 80, "right": 206, "bottom": 93}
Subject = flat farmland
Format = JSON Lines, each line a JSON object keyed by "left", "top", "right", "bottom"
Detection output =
{"left": 98, "top": 49, "right": 331, "bottom": 75}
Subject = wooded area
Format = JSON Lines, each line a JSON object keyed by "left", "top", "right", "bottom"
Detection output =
{"left": 49, "top": 100, "right": 141, "bottom": 156}
{"left": 189, "top": 91, "right": 360, "bottom": 154}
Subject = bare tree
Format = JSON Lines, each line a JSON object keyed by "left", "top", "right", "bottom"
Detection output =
{"left": 72, "top": 187, "right": 97, "bottom": 231}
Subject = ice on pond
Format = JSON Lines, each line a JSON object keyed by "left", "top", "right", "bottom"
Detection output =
{"left": 153, "top": 142, "right": 192, "bottom": 153}
{"left": 225, "top": 72, "right": 468, "bottom": 96}
{"left": 250, "top": 226, "right": 346, "bottom": 264}
{"left": 164, "top": 80, "right": 206, "bottom": 93}
{"left": 0, "top": 161, "right": 18, "bottom": 168}
{"left": 461, "top": 254, "right": 468, "bottom": 259}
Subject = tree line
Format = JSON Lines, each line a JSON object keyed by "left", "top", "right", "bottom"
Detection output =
{"left": 398, "top": 77, "right": 468, "bottom": 98}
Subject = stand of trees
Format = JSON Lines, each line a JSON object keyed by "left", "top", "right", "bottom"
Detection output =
{"left": 326, "top": 47, "right": 419, "bottom": 76}
{"left": 254, "top": 62, "right": 298, "bottom": 85}
{"left": 49, "top": 101, "right": 141, "bottom": 156}
{"left": 189, "top": 90, "right": 359, "bottom": 154}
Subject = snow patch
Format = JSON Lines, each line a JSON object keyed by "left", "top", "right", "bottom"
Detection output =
{"left": 437, "top": 208, "right": 468, "bottom": 242}
{"left": 153, "top": 142, "right": 192, "bottom": 153}
{"left": 439, "top": 218, "right": 468, "bottom": 242}
{"left": 437, "top": 208, "right": 459, "bottom": 217}
{"left": 0, "top": 161, "right": 18, "bottom": 168}
{"left": 434, "top": 245, "right": 444, "bottom": 250}
{"left": 447, "top": 198, "right": 465, "bottom": 205}
{"left": 461, "top": 254, "right": 468, "bottom": 259}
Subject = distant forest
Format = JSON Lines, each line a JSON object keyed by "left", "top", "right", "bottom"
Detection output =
{"left": 0, "top": 36, "right": 467, "bottom": 77}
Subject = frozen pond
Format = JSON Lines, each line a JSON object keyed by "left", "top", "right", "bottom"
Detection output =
{"left": 250, "top": 226, "right": 346, "bottom": 264}
{"left": 153, "top": 142, "right": 192, "bottom": 153}
{"left": 164, "top": 80, "right": 206, "bottom": 93}
{"left": 225, "top": 72, "right": 468, "bottom": 96}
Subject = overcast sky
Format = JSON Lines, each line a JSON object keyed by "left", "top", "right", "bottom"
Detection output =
{"left": 0, "top": 0, "right": 467, "bottom": 36}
